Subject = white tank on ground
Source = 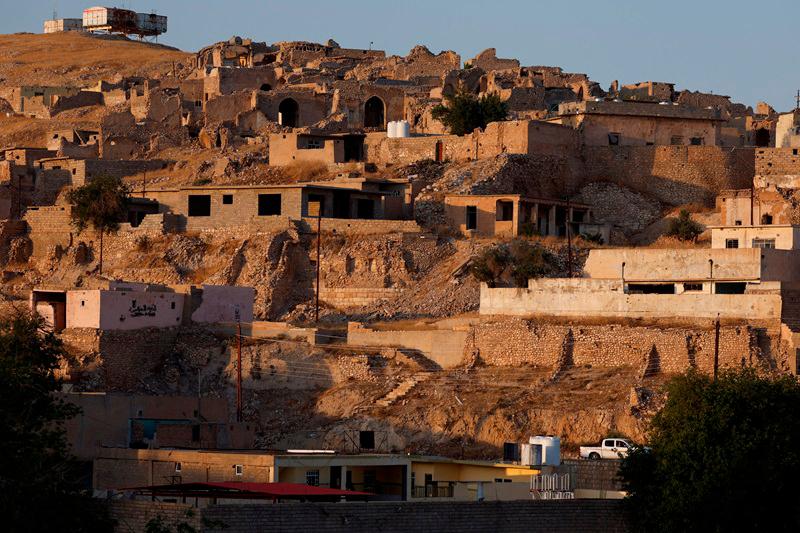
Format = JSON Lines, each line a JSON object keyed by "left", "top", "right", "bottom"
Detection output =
{"left": 396, "top": 120, "right": 411, "bottom": 138}
{"left": 387, "top": 121, "right": 398, "bottom": 138}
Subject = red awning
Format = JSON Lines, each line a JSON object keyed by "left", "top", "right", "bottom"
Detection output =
{"left": 124, "top": 481, "right": 373, "bottom": 500}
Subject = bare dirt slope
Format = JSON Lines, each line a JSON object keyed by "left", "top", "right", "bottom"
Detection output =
{"left": 0, "top": 32, "right": 190, "bottom": 91}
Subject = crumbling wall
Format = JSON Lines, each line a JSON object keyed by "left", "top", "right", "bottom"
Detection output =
{"left": 471, "top": 319, "right": 769, "bottom": 375}
{"left": 583, "top": 146, "right": 755, "bottom": 206}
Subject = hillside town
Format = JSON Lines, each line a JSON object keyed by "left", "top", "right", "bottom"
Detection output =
{"left": 3, "top": 4, "right": 800, "bottom": 533}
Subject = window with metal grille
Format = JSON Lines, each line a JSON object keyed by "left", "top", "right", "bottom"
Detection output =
{"left": 725, "top": 239, "right": 739, "bottom": 249}
{"left": 305, "top": 470, "right": 320, "bottom": 486}
{"left": 752, "top": 238, "right": 775, "bottom": 249}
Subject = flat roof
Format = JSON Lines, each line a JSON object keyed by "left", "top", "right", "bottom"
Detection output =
{"left": 124, "top": 482, "right": 372, "bottom": 501}
{"left": 147, "top": 183, "right": 390, "bottom": 196}
{"left": 444, "top": 193, "right": 591, "bottom": 208}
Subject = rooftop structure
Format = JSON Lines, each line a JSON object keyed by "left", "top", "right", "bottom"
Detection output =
{"left": 82, "top": 6, "right": 167, "bottom": 38}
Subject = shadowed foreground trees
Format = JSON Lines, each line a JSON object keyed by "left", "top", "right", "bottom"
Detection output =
{"left": 621, "top": 369, "right": 800, "bottom": 532}
{"left": 432, "top": 89, "right": 509, "bottom": 136}
{"left": 0, "top": 312, "right": 112, "bottom": 532}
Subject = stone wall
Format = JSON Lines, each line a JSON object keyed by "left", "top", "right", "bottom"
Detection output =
{"left": 318, "top": 287, "right": 402, "bottom": 308}
{"left": 471, "top": 318, "right": 761, "bottom": 375}
{"left": 348, "top": 322, "right": 469, "bottom": 368}
{"left": 755, "top": 147, "right": 800, "bottom": 176}
{"left": 583, "top": 146, "right": 755, "bottom": 206}
{"left": 298, "top": 218, "right": 422, "bottom": 235}
{"left": 98, "top": 327, "right": 181, "bottom": 390}
{"left": 23, "top": 205, "right": 73, "bottom": 258}
{"left": 109, "top": 499, "right": 627, "bottom": 533}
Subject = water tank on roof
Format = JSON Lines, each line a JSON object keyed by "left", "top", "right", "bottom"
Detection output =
{"left": 528, "top": 436, "right": 561, "bottom": 466}
{"left": 396, "top": 120, "right": 410, "bottom": 138}
{"left": 387, "top": 121, "right": 398, "bottom": 138}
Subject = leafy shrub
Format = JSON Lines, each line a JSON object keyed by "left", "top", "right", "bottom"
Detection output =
{"left": 431, "top": 89, "right": 509, "bottom": 136}
{"left": 471, "top": 240, "right": 557, "bottom": 287}
{"left": 192, "top": 177, "right": 212, "bottom": 186}
{"left": 665, "top": 209, "right": 703, "bottom": 241}
{"left": 579, "top": 232, "right": 604, "bottom": 245}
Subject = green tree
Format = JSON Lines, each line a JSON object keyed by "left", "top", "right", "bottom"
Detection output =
{"left": 620, "top": 369, "right": 800, "bottom": 532}
{"left": 431, "top": 89, "right": 509, "bottom": 135}
{"left": 66, "top": 175, "right": 131, "bottom": 274}
{"left": 665, "top": 209, "right": 703, "bottom": 241}
{"left": 0, "top": 312, "right": 113, "bottom": 532}
{"left": 470, "top": 240, "right": 556, "bottom": 287}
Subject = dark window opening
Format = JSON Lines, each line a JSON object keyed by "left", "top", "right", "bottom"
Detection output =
{"left": 260, "top": 83, "right": 272, "bottom": 91}
{"left": 496, "top": 200, "right": 514, "bottom": 221}
{"left": 761, "top": 214, "right": 773, "bottom": 225}
{"left": 725, "top": 239, "right": 739, "bottom": 249}
{"left": 626, "top": 283, "right": 675, "bottom": 294}
{"left": 356, "top": 199, "right": 375, "bottom": 219}
{"left": 359, "top": 430, "right": 375, "bottom": 449}
{"left": 222, "top": 194, "right": 233, "bottom": 205}
{"left": 715, "top": 282, "right": 747, "bottom": 294}
{"left": 364, "top": 96, "right": 385, "bottom": 128}
{"left": 608, "top": 132, "right": 620, "bottom": 146}
{"left": 278, "top": 98, "right": 299, "bottom": 128}
{"left": 191, "top": 425, "right": 200, "bottom": 442}
{"left": 187, "top": 195, "right": 211, "bottom": 217}
{"left": 683, "top": 283, "right": 703, "bottom": 292}
{"left": 690, "top": 137, "right": 703, "bottom": 146}
{"left": 754, "top": 128, "right": 770, "bottom": 147}
{"left": 435, "top": 140, "right": 444, "bottom": 162}
{"left": 670, "top": 135, "right": 684, "bottom": 145}
{"left": 258, "top": 194, "right": 281, "bottom": 216}
{"left": 466, "top": 206, "right": 477, "bottom": 230}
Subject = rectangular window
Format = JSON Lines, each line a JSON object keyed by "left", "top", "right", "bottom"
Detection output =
{"left": 715, "top": 282, "right": 747, "bottom": 294}
{"left": 356, "top": 199, "right": 375, "bottom": 220}
{"left": 761, "top": 214, "right": 773, "bottom": 225}
{"left": 175, "top": 462, "right": 182, "bottom": 473}
{"left": 608, "top": 132, "right": 620, "bottom": 146}
{"left": 466, "top": 206, "right": 477, "bottom": 230}
{"left": 690, "top": 137, "right": 703, "bottom": 146}
{"left": 305, "top": 139, "right": 323, "bottom": 149}
{"left": 496, "top": 201, "right": 514, "bottom": 222}
{"left": 359, "top": 430, "right": 375, "bottom": 450}
{"left": 683, "top": 283, "right": 703, "bottom": 292}
{"left": 305, "top": 470, "right": 320, "bottom": 486}
{"left": 187, "top": 195, "right": 211, "bottom": 217}
{"left": 725, "top": 239, "right": 739, "bottom": 249}
{"left": 234, "top": 465, "right": 243, "bottom": 476}
{"left": 222, "top": 194, "right": 233, "bottom": 205}
{"left": 258, "top": 194, "right": 281, "bottom": 216}
{"left": 307, "top": 194, "right": 325, "bottom": 217}
{"left": 626, "top": 283, "right": 675, "bottom": 294}
{"left": 752, "top": 238, "right": 775, "bottom": 249}
{"left": 670, "top": 135, "right": 684, "bottom": 145}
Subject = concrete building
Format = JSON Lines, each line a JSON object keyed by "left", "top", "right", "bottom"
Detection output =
{"left": 143, "top": 182, "right": 411, "bottom": 232}
{"left": 269, "top": 132, "right": 365, "bottom": 166}
{"left": 480, "top": 247, "right": 800, "bottom": 323}
{"left": 30, "top": 281, "right": 254, "bottom": 331}
{"left": 93, "top": 448, "right": 541, "bottom": 502}
{"left": 43, "top": 18, "right": 83, "bottom": 33}
{"left": 710, "top": 225, "right": 800, "bottom": 250}
{"left": 62, "top": 393, "right": 253, "bottom": 460}
{"left": 443, "top": 194, "right": 608, "bottom": 241}
{"left": 549, "top": 100, "right": 724, "bottom": 146}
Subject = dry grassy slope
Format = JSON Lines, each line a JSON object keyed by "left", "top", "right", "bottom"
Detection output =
{"left": 0, "top": 32, "right": 190, "bottom": 91}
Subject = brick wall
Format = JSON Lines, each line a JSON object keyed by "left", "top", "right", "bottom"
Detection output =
{"left": 23, "top": 205, "right": 74, "bottom": 258}
{"left": 108, "top": 499, "right": 627, "bottom": 533}
{"left": 563, "top": 459, "right": 624, "bottom": 491}
{"left": 318, "top": 287, "right": 402, "bottom": 308}
{"left": 108, "top": 500, "right": 200, "bottom": 533}
{"left": 472, "top": 319, "right": 760, "bottom": 375}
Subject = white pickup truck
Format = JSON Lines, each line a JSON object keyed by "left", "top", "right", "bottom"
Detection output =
{"left": 580, "top": 438, "right": 633, "bottom": 460}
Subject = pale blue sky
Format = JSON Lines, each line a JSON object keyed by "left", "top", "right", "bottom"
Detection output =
{"left": 4, "top": 0, "right": 799, "bottom": 110}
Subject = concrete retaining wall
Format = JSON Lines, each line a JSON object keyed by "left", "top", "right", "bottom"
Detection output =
{"left": 347, "top": 322, "right": 469, "bottom": 368}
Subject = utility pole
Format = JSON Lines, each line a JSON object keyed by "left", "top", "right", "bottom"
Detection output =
{"left": 236, "top": 321, "right": 242, "bottom": 422}
{"left": 750, "top": 186, "right": 754, "bottom": 226}
{"left": 566, "top": 198, "right": 573, "bottom": 278}
{"left": 796, "top": 90, "right": 800, "bottom": 111}
{"left": 142, "top": 170, "right": 146, "bottom": 198}
{"left": 713, "top": 315, "right": 720, "bottom": 382}
{"left": 315, "top": 212, "right": 322, "bottom": 323}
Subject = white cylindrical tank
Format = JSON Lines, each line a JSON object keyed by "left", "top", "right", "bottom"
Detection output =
{"left": 387, "top": 121, "right": 398, "bottom": 138}
{"left": 397, "top": 120, "right": 411, "bottom": 138}
{"left": 529, "top": 436, "right": 561, "bottom": 466}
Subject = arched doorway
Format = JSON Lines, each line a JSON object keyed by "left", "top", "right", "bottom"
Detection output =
{"left": 260, "top": 83, "right": 272, "bottom": 92}
{"left": 278, "top": 98, "right": 299, "bottom": 127}
{"left": 754, "top": 128, "right": 770, "bottom": 147}
{"left": 364, "top": 96, "right": 385, "bottom": 128}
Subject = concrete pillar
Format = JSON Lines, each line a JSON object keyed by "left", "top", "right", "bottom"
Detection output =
{"left": 548, "top": 206, "right": 557, "bottom": 236}
{"left": 512, "top": 199, "right": 521, "bottom": 237}
{"left": 340, "top": 465, "right": 347, "bottom": 490}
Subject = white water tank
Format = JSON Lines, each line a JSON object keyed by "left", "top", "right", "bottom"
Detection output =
{"left": 396, "top": 120, "right": 411, "bottom": 138}
{"left": 529, "top": 436, "right": 561, "bottom": 466}
{"left": 387, "top": 121, "right": 398, "bottom": 138}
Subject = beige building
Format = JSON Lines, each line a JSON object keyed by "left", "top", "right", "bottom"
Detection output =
{"left": 443, "top": 194, "right": 608, "bottom": 241}
{"left": 480, "top": 247, "right": 800, "bottom": 324}
{"left": 269, "top": 132, "right": 365, "bottom": 166}
{"left": 549, "top": 100, "right": 723, "bottom": 146}
{"left": 30, "top": 281, "right": 254, "bottom": 331}
{"left": 93, "top": 448, "right": 541, "bottom": 502}
{"left": 710, "top": 225, "right": 800, "bottom": 250}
